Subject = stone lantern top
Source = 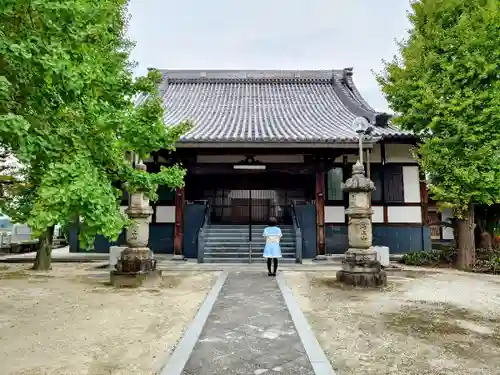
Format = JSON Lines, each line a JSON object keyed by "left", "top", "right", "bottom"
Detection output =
{"left": 342, "top": 160, "right": 375, "bottom": 193}
{"left": 135, "top": 161, "right": 147, "bottom": 172}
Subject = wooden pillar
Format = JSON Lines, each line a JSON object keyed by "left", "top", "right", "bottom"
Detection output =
{"left": 316, "top": 167, "right": 326, "bottom": 256}
{"left": 381, "top": 143, "right": 389, "bottom": 224}
{"left": 173, "top": 187, "right": 185, "bottom": 257}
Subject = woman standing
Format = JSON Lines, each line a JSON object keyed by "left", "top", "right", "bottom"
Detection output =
{"left": 263, "top": 217, "right": 282, "bottom": 276}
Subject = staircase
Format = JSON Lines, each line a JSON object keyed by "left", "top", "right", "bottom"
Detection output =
{"left": 201, "top": 224, "right": 298, "bottom": 263}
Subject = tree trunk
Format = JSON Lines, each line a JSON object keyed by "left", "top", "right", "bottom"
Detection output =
{"left": 456, "top": 203, "right": 475, "bottom": 269}
{"left": 32, "top": 226, "right": 54, "bottom": 271}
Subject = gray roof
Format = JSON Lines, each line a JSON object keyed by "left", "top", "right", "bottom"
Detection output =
{"left": 152, "top": 69, "right": 412, "bottom": 145}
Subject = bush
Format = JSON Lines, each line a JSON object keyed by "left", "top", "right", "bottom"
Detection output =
{"left": 472, "top": 257, "right": 500, "bottom": 274}
{"left": 400, "top": 246, "right": 500, "bottom": 274}
{"left": 400, "top": 248, "right": 454, "bottom": 267}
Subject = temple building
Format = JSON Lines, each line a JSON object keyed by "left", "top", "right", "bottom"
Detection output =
{"left": 79, "top": 69, "right": 432, "bottom": 261}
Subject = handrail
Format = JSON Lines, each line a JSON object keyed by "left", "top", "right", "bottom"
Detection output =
{"left": 197, "top": 201, "right": 210, "bottom": 263}
{"left": 290, "top": 200, "right": 303, "bottom": 264}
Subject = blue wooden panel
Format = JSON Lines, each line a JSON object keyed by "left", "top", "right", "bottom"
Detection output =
{"left": 149, "top": 224, "right": 174, "bottom": 254}
{"left": 183, "top": 203, "right": 207, "bottom": 258}
{"left": 324, "top": 224, "right": 432, "bottom": 255}
{"left": 325, "top": 225, "right": 348, "bottom": 254}
{"left": 373, "top": 225, "right": 428, "bottom": 253}
{"left": 73, "top": 225, "right": 173, "bottom": 254}
{"left": 68, "top": 225, "right": 80, "bottom": 253}
{"left": 295, "top": 203, "right": 316, "bottom": 259}
{"left": 93, "top": 235, "right": 110, "bottom": 253}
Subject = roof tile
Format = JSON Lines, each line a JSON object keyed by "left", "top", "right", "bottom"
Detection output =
{"left": 154, "top": 69, "right": 412, "bottom": 143}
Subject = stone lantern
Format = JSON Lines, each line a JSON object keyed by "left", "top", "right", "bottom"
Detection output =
{"left": 336, "top": 161, "right": 387, "bottom": 287}
{"left": 110, "top": 161, "right": 162, "bottom": 287}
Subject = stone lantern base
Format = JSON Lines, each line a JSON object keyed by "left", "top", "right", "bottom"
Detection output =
{"left": 336, "top": 248, "right": 387, "bottom": 287}
{"left": 110, "top": 247, "right": 162, "bottom": 288}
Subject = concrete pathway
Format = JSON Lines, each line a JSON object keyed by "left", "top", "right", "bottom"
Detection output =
{"left": 161, "top": 271, "right": 335, "bottom": 375}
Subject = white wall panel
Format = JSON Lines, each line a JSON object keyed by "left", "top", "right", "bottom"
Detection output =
{"left": 334, "top": 144, "right": 382, "bottom": 163}
{"left": 403, "top": 166, "right": 421, "bottom": 203}
{"left": 156, "top": 206, "right": 176, "bottom": 223}
{"left": 385, "top": 144, "right": 417, "bottom": 163}
{"left": 372, "top": 206, "right": 384, "bottom": 223}
{"left": 441, "top": 207, "right": 455, "bottom": 240}
{"left": 324, "top": 206, "right": 345, "bottom": 223}
{"left": 387, "top": 206, "right": 422, "bottom": 223}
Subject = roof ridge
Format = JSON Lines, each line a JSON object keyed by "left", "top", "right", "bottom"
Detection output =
{"left": 158, "top": 69, "right": 345, "bottom": 81}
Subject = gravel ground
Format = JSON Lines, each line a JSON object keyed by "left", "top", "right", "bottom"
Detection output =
{"left": 284, "top": 269, "right": 500, "bottom": 375}
{"left": 0, "top": 263, "right": 218, "bottom": 375}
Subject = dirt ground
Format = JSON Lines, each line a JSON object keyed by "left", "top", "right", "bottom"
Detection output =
{"left": 0, "top": 263, "right": 219, "bottom": 375}
{"left": 284, "top": 269, "right": 500, "bottom": 375}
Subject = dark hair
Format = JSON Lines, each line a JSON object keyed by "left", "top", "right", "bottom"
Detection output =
{"left": 268, "top": 217, "right": 278, "bottom": 226}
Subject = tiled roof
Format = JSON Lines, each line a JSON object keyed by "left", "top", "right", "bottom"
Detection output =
{"left": 154, "top": 69, "right": 413, "bottom": 145}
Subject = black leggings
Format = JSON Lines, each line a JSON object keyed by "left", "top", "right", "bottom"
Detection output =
{"left": 267, "top": 258, "right": 278, "bottom": 274}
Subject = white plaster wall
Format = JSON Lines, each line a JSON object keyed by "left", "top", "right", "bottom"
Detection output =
{"left": 385, "top": 144, "right": 417, "bottom": 163}
{"left": 324, "top": 206, "right": 345, "bottom": 223}
{"left": 143, "top": 156, "right": 167, "bottom": 163}
{"left": 334, "top": 144, "right": 382, "bottom": 163}
{"left": 372, "top": 206, "right": 384, "bottom": 223}
{"left": 402, "top": 166, "right": 421, "bottom": 203}
{"left": 156, "top": 206, "right": 176, "bottom": 223}
{"left": 441, "top": 207, "right": 455, "bottom": 240}
{"left": 197, "top": 154, "right": 304, "bottom": 163}
{"left": 387, "top": 206, "right": 422, "bottom": 223}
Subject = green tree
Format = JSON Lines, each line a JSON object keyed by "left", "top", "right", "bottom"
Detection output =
{"left": 0, "top": 0, "right": 190, "bottom": 270}
{"left": 377, "top": 0, "right": 500, "bottom": 268}
{"left": 0, "top": 150, "right": 16, "bottom": 199}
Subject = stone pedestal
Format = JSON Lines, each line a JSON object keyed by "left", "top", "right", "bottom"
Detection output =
{"left": 110, "top": 162, "right": 162, "bottom": 288}
{"left": 336, "top": 161, "right": 387, "bottom": 287}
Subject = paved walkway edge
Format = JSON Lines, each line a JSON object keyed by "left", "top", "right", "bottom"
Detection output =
{"left": 159, "top": 271, "right": 229, "bottom": 375}
{"left": 277, "top": 273, "right": 337, "bottom": 375}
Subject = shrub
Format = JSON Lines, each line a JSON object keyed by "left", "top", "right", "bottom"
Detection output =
{"left": 401, "top": 246, "right": 500, "bottom": 274}
{"left": 400, "top": 250, "right": 442, "bottom": 267}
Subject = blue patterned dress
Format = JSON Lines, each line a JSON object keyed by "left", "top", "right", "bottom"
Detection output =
{"left": 262, "top": 226, "right": 282, "bottom": 258}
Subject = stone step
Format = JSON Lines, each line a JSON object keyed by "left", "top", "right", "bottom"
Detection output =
{"left": 202, "top": 257, "right": 298, "bottom": 264}
{"left": 207, "top": 225, "right": 293, "bottom": 228}
{"left": 204, "top": 246, "right": 296, "bottom": 253}
{"left": 206, "top": 225, "right": 293, "bottom": 229}
{"left": 204, "top": 238, "right": 295, "bottom": 244}
{"left": 204, "top": 234, "right": 295, "bottom": 239}
{"left": 204, "top": 247, "right": 296, "bottom": 253}
{"left": 204, "top": 229, "right": 295, "bottom": 235}
{"left": 204, "top": 242, "right": 295, "bottom": 247}
{"left": 204, "top": 252, "right": 296, "bottom": 259}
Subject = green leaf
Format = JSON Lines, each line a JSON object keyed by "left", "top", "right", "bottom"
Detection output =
{"left": 376, "top": 0, "right": 500, "bottom": 213}
{"left": 0, "top": 0, "right": 188, "bottom": 248}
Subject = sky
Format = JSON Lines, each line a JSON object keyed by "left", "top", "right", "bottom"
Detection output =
{"left": 127, "top": 0, "right": 412, "bottom": 113}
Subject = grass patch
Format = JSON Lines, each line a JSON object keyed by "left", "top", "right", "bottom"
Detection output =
{"left": 0, "top": 264, "right": 9, "bottom": 271}
{"left": 0, "top": 270, "right": 53, "bottom": 280}
{"left": 383, "top": 301, "right": 500, "bottom": 358}
{"left": 386, "top": 309, "right": 469, "bottom": 336}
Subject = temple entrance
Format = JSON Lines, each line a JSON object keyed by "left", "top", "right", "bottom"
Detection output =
{"left": 208, "top": 189, "right": 294, "bottom": 224}
{"left": 185, "top": 172, "right": 314, "bottom": 225}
